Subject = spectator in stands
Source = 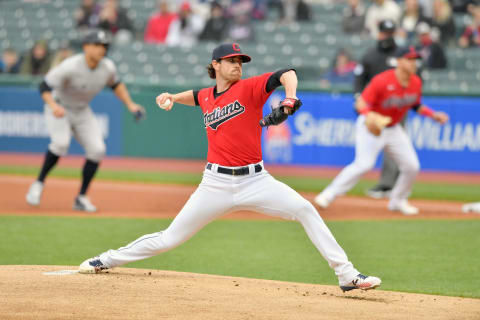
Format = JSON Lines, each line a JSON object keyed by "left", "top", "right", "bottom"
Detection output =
{"left": 458, "top": 2, "right": 480, "bottom": 47}
{"left": 265, "top": 0, "right": 312, "bottom": 23}
{"left": 50, "top": 42, "right": 75, "bottom": 69}
{"left": 416, "top": 22, "right": 448, "bottom": 68}
{"left": 449, "top": 0, "right": 477, "bottom": 13}
{"left": 365, "top": 0, "right": 402, "bottom": 38}
{"left": 431, "top": 0, "right": 456, "bottom": 45}
{"left": 295, "top": 0, "right": 313, "bottom": 21}
{"left": 0, "top": 48, "right": 22, "bottom": 74}
{"left": 144, "top": 0, "right": 178, "bottom": 44}
{"left": 397, "top": 0, "right": 431, "bottom": 45}
{"left": 199, "top": 2, "right": 229, "bottom": 42}
{"left": 166, "top": 1, "right": 205, "bottom": 47}
{"left": 320, "top": 48, "right": 357, "bottom": 87}
{"left": 20, "top": 40, "right": 52, "bottom": 76}
{"left": 226, "top": 1, "right": 255, "bottom": 43}
{"left": 251, "top": 0, "right": 268, "bottom": 20}
{"left": 98, "top": 0, "right": 134, "bottom": 43}
{"left": 74, "top": 0, "right": 101, "bottom": 30}
{"left": 342, "top": 0, "right": 367, "bottom": 34}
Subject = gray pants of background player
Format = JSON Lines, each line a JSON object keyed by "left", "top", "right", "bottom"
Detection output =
{"left": 44, "top": 106, "right": 106, "bottom": 162}
{"left": 375, "top": 115, "right": 407, "bottom": 189}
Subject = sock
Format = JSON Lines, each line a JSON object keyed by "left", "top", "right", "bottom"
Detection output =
{"left": 79, "top": 159, "right": 99, "bottom": 195}
{"left": 37, "top": 150, "right": 60, "bottom": 183}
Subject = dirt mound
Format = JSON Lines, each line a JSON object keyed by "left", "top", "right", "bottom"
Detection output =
{"left": 1, "top": 265, "right": 478, "bottom": 320}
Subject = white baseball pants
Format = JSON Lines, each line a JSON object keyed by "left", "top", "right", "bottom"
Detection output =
{"left": 321, "top": 115, "right": 420, "bottom": 207}
{"left": 100, "top": 163, "right": 360, "bottom": 285}
{"left": 44, "top": 106, "right": 106, "bottom": 162}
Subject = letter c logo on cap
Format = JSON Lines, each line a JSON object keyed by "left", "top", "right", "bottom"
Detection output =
{"left": 232, "top": 43, "right": 240, "bottom": 52}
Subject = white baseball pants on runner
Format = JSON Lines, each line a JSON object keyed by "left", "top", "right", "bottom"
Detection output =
{"left": 44, "top": 106, "right": 106, "bottom": 162}
{"left": 99, "top": 162, "right": 360, "bottom": 285}
{"left": 321, "top": 115, "right": 420, "bottom": 208}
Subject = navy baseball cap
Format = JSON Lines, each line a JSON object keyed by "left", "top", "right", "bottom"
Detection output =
{"left": 212, "top": 43, "right": 251, "bottom": 63}
{"left": 395, "top": 46, "right": 421, "bottom": 59}
{"left": 83, "top": 29, "right": 110, "bottom": 46}
{"left": 378, "top": 20, "right": 396, "bottom": 33}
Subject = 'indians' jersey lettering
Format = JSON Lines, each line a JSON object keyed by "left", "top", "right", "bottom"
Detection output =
{"left": 382, "top": 93, "right": 419, "bottom": 109}
{"left": 197, "top": 72, "right": 273, "bottom": 166}
{"left": 362, "top": 69, "right": 422, "bottom": 126}
{"left": 204, "top": 100, "right": 245, "bottom": 130}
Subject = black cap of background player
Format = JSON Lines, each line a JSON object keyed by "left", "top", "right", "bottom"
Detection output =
{"left": 378, "top": 20, "right": 396, "bottom": 33}
{"left": 83, "top": 29, "right": 111, "bottom": 46}
{"left": 212, "top": 43, "right": 251, "bottom": 63}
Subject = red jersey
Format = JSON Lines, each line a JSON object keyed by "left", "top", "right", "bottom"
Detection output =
{"left": 361, "top": 69, "right": 422, "bottom": 126}
{"left": 197, "top": 72, "right": 273, "bottom": 166}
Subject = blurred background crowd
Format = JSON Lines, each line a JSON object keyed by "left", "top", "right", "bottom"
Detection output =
{"left": 0, "top": 0, "right": 479, "bottom": 93}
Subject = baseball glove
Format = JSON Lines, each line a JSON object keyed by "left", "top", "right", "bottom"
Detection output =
{"left": 259, "top": 98, "right": 302, "bottom": 127}
{"left": 134, "top": 109, "right": 146, "bottom": 123}
{"left": 364, "top": 112, "right": 392, "bottom": 136}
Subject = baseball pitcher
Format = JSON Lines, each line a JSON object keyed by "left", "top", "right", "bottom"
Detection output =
{"left": 79, "top": 43, "right": 381, "bottom": 292}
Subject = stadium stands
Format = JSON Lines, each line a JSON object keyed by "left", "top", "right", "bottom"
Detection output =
{"left": 0, "top": 0, "right": 479, "bottom": 95}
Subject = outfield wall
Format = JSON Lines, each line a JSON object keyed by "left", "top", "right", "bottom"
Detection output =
{"left": 1, "top": 86, "right": 479, "bottom": 172}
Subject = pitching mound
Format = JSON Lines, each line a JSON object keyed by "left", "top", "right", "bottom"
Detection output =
{"left": 1, "top": 266, "right": 479, "bottom": 320}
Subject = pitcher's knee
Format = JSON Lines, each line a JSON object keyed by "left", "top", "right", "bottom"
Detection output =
{"left": 294, "top": 200, "right": 318, "bottom": 220}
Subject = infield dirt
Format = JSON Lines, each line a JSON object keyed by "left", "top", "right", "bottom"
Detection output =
{"left": 1, "top": 265, "right": 479, "bottom": 320}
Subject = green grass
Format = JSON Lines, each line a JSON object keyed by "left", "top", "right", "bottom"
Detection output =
{"left": 1, "top": 165, "right": 479, "bottom": 202}
{"left": 0, "top": 216, "right": 479, "bottom": 298}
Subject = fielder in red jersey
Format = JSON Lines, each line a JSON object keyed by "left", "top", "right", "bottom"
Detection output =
{"left": 361, "top": 69, "right": 422, "bottom": 127}
{"left": 79, "top": 42, "right": 382, "bottom": 293}
{"left": 315, "top": 46, "right": 449, "bottom": 216}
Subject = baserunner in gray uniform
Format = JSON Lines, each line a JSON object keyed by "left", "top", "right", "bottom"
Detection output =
{"left": 26, "top": 29, "right": 145, "bottom": 212}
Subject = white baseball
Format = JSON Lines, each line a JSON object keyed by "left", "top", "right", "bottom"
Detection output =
{"left": 159, "top": 98, "right": 171, "bottom": 109}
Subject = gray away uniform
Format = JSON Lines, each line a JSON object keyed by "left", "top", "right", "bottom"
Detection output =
{"left": 44, "top": 53, "right": 119, "bottom": 161}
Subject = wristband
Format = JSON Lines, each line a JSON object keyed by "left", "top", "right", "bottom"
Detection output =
{"left": 419, "top": 106, "right": 435, "bottom": 118}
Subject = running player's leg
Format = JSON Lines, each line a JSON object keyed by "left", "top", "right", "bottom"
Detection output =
{"left": 41, "top": 106, "right": 72, "bottom": 181}
{"left": 319, "top": 116, "right": 385, "bottom": 203}
{"left": 72, "top": 108, "right": 105, "bottom": 196}
{"left": 376, "top": 154, "right": 399, "bottom": 191}
{"left": 26, "top": 106, "right": 72, "bottom": 205}
{"left": 368, "top": 116, "right": 407, "bottom": 197}
{"left": 383, "top": 125, "right": 420, "bottom": 207}
{"left": 98, "top": 170, "right": 234, "bottom": 268}
{"left": 237, "top": 172, "right": 359, "bottom": 285}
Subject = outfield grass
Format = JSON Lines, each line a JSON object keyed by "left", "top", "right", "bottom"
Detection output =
{"left": 1, "top": 216, "right": 479, "bottom": 298}
{"left": 2, "top": 165, "right": 479, "bottom": 202}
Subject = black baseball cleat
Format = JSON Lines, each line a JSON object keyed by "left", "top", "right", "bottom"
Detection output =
{"left": 340, "top": 273, "right": 382, "bottom": 292}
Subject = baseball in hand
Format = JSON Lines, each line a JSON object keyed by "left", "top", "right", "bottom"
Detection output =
{"left": 159, "top": 98, "right": 171, "bottom": 109}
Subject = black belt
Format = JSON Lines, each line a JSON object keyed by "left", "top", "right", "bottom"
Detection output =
{"left": 206, "top": 163, "right": 262, "bottom": 176}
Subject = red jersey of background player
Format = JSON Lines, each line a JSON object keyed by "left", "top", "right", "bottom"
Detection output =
{"left": 195, "top": 72, "right": 273, "bottom": 166}
{"left": 361, "top": 69, "right": 422, "bottom": 126}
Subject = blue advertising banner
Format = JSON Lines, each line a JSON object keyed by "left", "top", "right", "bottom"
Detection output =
{"left": 0, "top": 87, "right": 123, "bottom": 156}
{"left": 262, "top": 92, "right": 480, "bottom": 172}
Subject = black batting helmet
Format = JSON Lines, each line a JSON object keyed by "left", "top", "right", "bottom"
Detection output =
{"left": 83, "top": 29, "right": 111, "bottom": 47}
